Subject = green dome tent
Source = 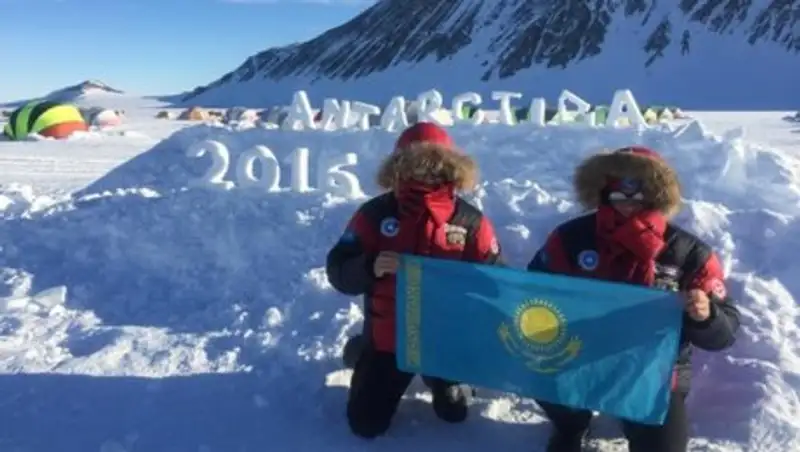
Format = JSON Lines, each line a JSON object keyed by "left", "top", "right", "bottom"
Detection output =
{"left": 513, "top": 106, "right": 561, "bottom": 124}
{"left": 459, "top": 103, "right": 481, "bottom": 120}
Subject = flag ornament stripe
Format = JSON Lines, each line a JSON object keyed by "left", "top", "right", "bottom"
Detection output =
{"left": 404, "top": 258, "right": 423, "bottom": 371}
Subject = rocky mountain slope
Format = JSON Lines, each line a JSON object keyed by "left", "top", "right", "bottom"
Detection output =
{"left": 184, "top": 0, "right": 800, "bottom": 109}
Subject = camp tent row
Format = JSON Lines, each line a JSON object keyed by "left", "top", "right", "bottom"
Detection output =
{"left": 157, "top": 106, "right": 304, "bottom": 123}
{"left": 458, "top": 103, "right": 688, "bottom": 125}
{"left": 2, "top": 100, "right": 690, "bottom": 141}
{"left": 156, "top": 107, "right": 232, "bottom": 121}
{"left": 159, "top": 101, "right": 456, "bottom": 128}
{"left": 161, "top": 102, "right": 687, "bottom": 128}
{"left": 2, "top": 100, "right": 125, "bottom": 140}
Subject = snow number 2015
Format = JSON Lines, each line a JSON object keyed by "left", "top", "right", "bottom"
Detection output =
{"left": 185, "top": 140, "right": 364, "bottom": 198}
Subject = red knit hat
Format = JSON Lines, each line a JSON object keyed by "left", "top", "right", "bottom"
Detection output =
{"left": 614, "top": 145, "right": 663, "bottom": 161}
{"left": 395, "top": 122, "right": 454, "bottom": 150}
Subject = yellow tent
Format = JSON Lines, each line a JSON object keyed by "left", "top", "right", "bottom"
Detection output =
{"left": 179, "top": 107, "right": 210, "bottom": 121}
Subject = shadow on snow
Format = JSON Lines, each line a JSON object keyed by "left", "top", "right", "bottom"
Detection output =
{"left": 0, "top": 369, "right": 547, "bottom": 452}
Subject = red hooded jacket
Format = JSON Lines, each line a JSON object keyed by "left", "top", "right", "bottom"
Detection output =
{"left": 326, "top": 123, "right": 503, "bottom": 353}
{"left": 528, "top": 146, "right": 740, "bottom": 392}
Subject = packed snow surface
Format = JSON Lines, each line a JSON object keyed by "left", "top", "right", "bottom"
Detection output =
{"left": 0, "top": 106, "right": 799, "bottom": 452}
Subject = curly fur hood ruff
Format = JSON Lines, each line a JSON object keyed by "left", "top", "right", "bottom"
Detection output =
{"left": 376, "top": 142, "right": 477, "bottom": 191}
{"left": 574, "top": 151, "right": 682, "bottom": 217}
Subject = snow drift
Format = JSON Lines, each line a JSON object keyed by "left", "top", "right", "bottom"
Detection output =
{"left": 0, "top": 120, "right": 799, "bottom": 451}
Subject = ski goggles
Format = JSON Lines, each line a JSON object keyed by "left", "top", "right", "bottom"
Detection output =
{"left": 607, "top": 177, "right": 644, "bottom": 202}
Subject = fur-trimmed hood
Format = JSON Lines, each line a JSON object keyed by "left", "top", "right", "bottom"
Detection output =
{"left": 376, "top": 141, "right": 477, "bottom": 192}
{"left": 573, "top": 147, "right": 682, "bottom": 217}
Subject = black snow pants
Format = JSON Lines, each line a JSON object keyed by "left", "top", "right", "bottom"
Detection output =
{"left": 537, "top": 391, "right": 689, "bottom": 452}
{"left": 346, "top": 347, "right": 473, "bottom": 439}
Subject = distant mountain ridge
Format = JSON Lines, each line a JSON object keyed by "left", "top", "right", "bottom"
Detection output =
{"left": 0, "top": 81, "right": 177, "bottom": 112}
{"left": 182, "top": 0, "right": 800, "bottom": 110}
{"left": 0, "top": 80, "right": 126, "bottom": 109}
{"left": 47, "top": 80, "right": 125, "bottom": 100}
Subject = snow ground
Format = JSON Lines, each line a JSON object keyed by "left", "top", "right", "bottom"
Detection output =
{"left": 0, "top": 106, "right": 799, "bottom": 452}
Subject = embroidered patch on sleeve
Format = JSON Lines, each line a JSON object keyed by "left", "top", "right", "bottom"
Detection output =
{"left": 490, "top": 237, "right": 500, "bottom": 255}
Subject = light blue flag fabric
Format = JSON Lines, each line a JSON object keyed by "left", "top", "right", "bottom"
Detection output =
{"left": 395, "top": 255, "right": 683, "bottom": 425}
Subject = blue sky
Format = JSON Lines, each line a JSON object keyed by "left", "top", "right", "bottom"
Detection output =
{"left": 0, "top": 0, "right": 372, "bottom": 102}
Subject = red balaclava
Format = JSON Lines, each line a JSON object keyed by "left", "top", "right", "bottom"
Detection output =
{"left": 596, "top": 146, "right": 668, "bottom": 286}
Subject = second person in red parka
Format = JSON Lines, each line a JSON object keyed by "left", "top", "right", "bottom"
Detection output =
{"left": 527, "top": 146, "right": 740, "bottom": 452}
{"left": 326, "top": 122, "right": 504, "bottom": 439}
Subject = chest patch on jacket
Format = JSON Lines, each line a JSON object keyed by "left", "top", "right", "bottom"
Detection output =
{"left": 654, "top": 264, "right": 682, "bottom": 292}
{"left": 444, "top": 224, "right": 467, "bottom": 247}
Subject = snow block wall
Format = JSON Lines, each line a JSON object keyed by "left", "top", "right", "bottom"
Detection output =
{"left": 0, "top": 120, "right": 799, "bottom": 451}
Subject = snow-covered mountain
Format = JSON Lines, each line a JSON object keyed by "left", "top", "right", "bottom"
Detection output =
{"left": 183, "top": 0, "right": 800, "bottom": 110}
{"left": 0, "top": 80, "right": 171, "bottom": 112}
{"left": 45, "top": 80, "right": 125, "bottom": 100}
{"left": 0, "top": 80, "right": 125, "bottom": 107}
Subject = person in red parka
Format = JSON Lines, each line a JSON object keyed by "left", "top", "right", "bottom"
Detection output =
{"left": 527, "top": 146, "right": 741, "bottom": 452}
{"left": 326, "top": 122, "right": 504, "bottom": 439}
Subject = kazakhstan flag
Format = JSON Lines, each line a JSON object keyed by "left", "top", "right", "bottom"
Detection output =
{"left": 395, "top": 255, "right": 683, "bottom": 425}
